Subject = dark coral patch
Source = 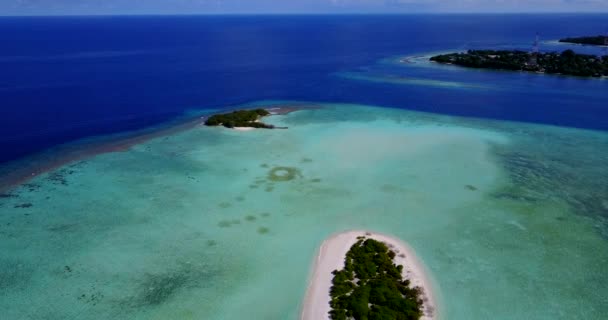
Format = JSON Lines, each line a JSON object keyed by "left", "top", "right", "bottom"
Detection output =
{"left": 23, "top": 184, "right": 41, "bottom": 192}
{"left": 218, "top": 220, "right": 232, "bottom": 228}
{"left": 47, "top": 171, "right": 69, "bottom": 186}
{"left": 136, "top": 272, "right": 188, "bottom": 306}
{"left": 218, "top": 219, "right": 241, "bottom": 228}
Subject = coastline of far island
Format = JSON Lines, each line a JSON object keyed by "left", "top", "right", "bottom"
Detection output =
{"left": 204, "top": 108, "right": 288, "bottom": 130}
{"left": 301, "top": 231, "right": 438, "bottom": 320}
{"left": 559, "top": 35, "right": 608, "bottom": 46}
{"left": 430, "top": 49, "right": 608, "bottom": 78}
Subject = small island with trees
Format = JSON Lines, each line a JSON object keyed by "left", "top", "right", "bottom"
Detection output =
{"left": 328, "top": 236, "right": 425, "bottom": 320}
{"left": 559, "top": 35, "right": 608, "bottom": 46}
{"left": 204, "top": 108, "right": 280, "bottom": 129}
{"left": 430, "top": 49, "right": 608, "bottom": 77}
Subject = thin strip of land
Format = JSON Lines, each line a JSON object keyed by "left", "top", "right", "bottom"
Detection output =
{"left": 0, "top": 115, "right": 205, "bottom": 194}
{"left": 430, "top": 49, "right": 608, "bottom": 78}
{"left": 559, "top": 35, "right": 608, "bottom": 46}
{"left": 301, "top": 231, "right": 438, "bottom": 320}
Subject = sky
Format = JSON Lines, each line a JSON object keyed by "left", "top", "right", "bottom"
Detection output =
{"left": 1, "top": 0, "right": 608, "bottom": 16}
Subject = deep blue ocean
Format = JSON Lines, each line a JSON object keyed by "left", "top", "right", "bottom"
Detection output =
{"left": 1, "top": 14, "right": 607, "bottom": 163}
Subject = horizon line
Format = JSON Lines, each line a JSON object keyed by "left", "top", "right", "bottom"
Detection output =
{"left": 2, "top": 12, "right": 608, "bottom": 18}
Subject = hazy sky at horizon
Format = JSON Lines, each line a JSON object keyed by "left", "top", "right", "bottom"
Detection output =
{"left": 1, "top": 0, "right": 608, "bottom": 15}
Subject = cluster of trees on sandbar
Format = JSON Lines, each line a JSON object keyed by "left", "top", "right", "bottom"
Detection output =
{"left": 329, "top": 237, "right": 424, "bottom": 320}
{"left": 559, "top": 36, "right": 608, "bottom": 46}
{"left": 430, "top": 49, "right": 608, "bottom": 77}
{"left": 204, "top": 109, "right": 273, "bottom": 128}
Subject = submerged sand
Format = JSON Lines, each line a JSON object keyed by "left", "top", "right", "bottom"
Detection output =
{"left": 0, "top": 105, "right": 305, "bottom": 193}
{"left": 301, "top": 230, "right": 438, "bottom": 320}
{"left": 3, "top": 103, "right": 607, "bottom": 320}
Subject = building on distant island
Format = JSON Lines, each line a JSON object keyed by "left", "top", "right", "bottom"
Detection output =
{"left": 527, "top": 33, "right": 541, "bottom": 68}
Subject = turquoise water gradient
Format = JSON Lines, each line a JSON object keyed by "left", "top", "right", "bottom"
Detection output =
{"left": 1, "top": 103, "right": 607, "bottom": 319}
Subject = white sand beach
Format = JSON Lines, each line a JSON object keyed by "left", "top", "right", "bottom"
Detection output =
{"left": 301, "top": 230, "right": 438, "bottom": 320}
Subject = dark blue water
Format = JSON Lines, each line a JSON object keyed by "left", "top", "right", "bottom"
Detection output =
{"left": 1, "top": 14, "right": 607, "bottom": 163}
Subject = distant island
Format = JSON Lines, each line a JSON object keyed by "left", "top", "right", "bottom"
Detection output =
{"left": 559, "top": 35, "right": 608, "bottom": 46}
{"left": 204, "top": 109, "right": 279, "bottom": 129}
{"left": 430, "top": 49, "right": 608, "bottom": 78}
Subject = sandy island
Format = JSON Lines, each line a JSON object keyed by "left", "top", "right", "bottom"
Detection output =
{"left": 301, "top": 230, "right": 438, "bottom": 320}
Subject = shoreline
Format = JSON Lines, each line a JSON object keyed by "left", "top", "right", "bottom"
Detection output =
{"left": 301, "top": 230, "right": 439, "bottom": 320}
{"left": 0, "top": 104, "right": 308, "bottom": 193}
{"left": 233, "top": 127, "right": 256, "bottom": 131}
{"left": 0, "top": 115, "right": 207, "bottom": 193}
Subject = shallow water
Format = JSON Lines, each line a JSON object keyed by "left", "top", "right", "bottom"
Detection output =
{"left": 1, "top": 103, "right": 607, "bottom": 319}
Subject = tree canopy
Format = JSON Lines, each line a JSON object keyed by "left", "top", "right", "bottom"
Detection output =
{"left": 430, "top": 49, "right": 608, "bottom": 77}
{"left": 329, "top": 237, "right": 425, "bottom": 320}
{"left": 559, "top": 36, "right": 608, "bottom": 46}
{"left": 204, "top": 109, "right": 273, "bottom": 128}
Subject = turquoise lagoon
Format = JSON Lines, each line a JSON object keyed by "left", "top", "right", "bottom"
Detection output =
{"left": 1, "top": 103, "right": 608, "bottom": 319}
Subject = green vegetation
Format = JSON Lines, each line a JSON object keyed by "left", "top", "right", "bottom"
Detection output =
{"left": 559, "top": 35, "right": 608, "bottom": 46}
{"left": 204, "top": 109, "right": 274, "bottom": 129}
{"left": 329, "top": 237, "right": 424, "bottom": 320}
{"left": 430, "top": 49, "right": 608, "bottom": 77}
